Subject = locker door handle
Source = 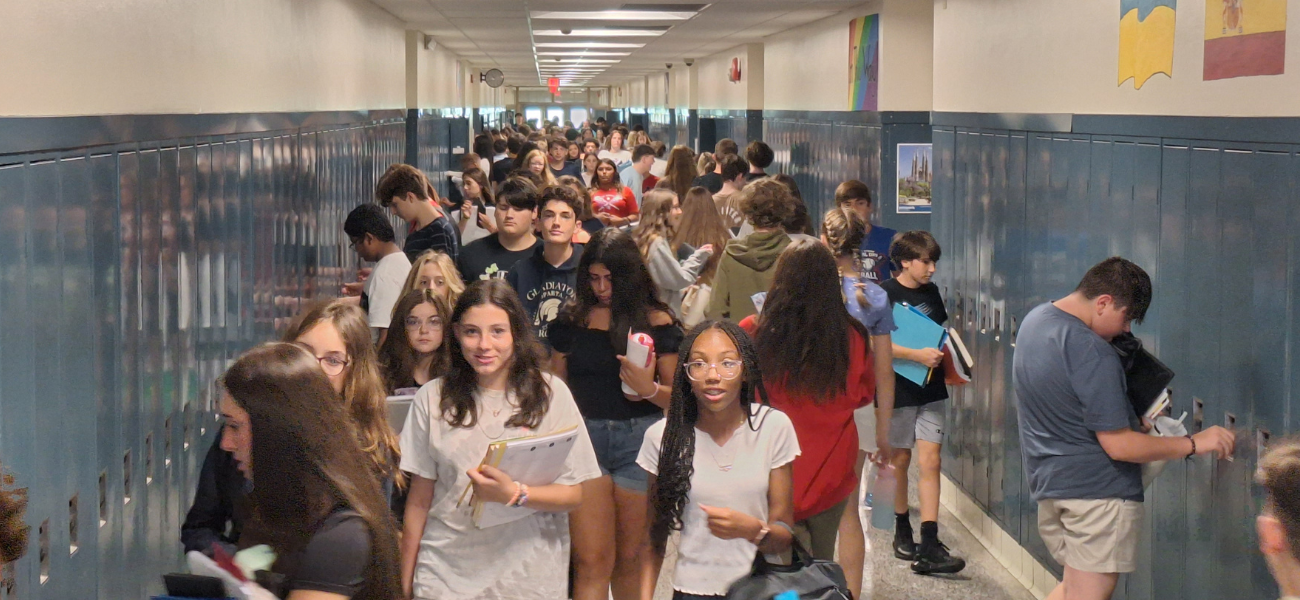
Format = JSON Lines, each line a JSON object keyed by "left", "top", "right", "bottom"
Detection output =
{"left": 980, "top": 302, "right": 988, "bottom": 334}
{"left": 994, "top": 309, "right": 1002, "bottom": 342}
{"left": 1009, "top": 316, "right": 1018, "bottom": 348}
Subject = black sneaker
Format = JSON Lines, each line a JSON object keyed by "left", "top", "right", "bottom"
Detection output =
{"left": 911, "top": 541, "right": 967, "bottom": 575}
{"left": 892, "top": 528, "right": 917, "bottom": 561}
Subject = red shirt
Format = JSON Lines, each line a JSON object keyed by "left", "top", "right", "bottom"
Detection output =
{"left": 591, "top": 186, "right": 638, "bottom": 219}
{"left": 740, "top": 316, "right": 876, "bottom": 521}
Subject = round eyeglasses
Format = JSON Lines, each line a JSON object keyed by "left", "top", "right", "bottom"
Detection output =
{"left": 685, "top": 359, "right": 743, "bottom": 382}
{"left": 315, "top": 354, "right": 351, "bottom": 377}
{"left": 405, "top": 316, "right": 444, "bottom": 332}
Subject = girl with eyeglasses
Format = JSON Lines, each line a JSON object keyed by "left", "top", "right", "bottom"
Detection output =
{"left": 377, "top": 290, "right": 453, "bottom": 394}
{"left": 548, "top": 228, "right": 681, "bottom": 600}
{"left": 181, "top": 300, "right": 402, "bottom": 554}
{"left": 638, "top": 320, "right": 800, "bottom": 600}
{"left": 218, "top": 343, "right": 402, "bottom": 600}
{"left": 398, "top": 280, "right": 601, "bottom": 600}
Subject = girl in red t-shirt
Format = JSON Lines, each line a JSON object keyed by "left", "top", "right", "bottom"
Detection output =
{"left": 739, "top": 239, "right": 893, "bottom": 600}
{"left": 589, "top": 158, "right": 638, "bottom": 228}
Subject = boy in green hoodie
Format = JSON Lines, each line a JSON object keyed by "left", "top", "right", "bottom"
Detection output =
{"left": 705, "top": 178, "right": 795, "bottom": 321}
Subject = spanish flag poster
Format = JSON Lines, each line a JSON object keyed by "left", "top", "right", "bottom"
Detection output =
{"left": 1204, "top": 0, "right": 1286, "bottom": 80}
{"left": 1119, "top": 0, "right": 1177, "bottom": 89}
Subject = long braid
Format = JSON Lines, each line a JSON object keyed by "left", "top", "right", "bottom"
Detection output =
{"left": 649, "top": 320, "right": 767, "bottom": 555}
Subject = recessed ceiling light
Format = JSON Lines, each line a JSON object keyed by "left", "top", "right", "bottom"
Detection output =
{"left": 533, "top": 29, "right": 665, "bottom": 37}
{"left": 535, "top": 42, "right": 645, "bottom": 48}
{"left": 547, "top": 58, "right": 620, "bottom": 63}
{"left": 536, "top": 51, "right": 630, "bottom": 56}
{"left": 530, "top": 10, "right": 695, "bottom": 20}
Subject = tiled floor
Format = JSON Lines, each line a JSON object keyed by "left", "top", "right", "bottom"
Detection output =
{"left": 865, "top": 463, "right": 1038, "bottom": 600}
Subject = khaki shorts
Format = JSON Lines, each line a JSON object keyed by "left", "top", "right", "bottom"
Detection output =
{"left": 1037, "top": 498, "right": 1143, "bottom": 573}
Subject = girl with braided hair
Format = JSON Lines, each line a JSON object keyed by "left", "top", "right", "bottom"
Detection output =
{"left": 636, "top": 320, "right": 800, "bottom": 600}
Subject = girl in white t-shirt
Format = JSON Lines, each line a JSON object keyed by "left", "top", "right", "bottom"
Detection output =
{"left": 398, "top": 280, "right": 602, "bottom": 600}
{"left": 598, "top": 130, "right": 633, "bottom": 166}
{"left": 637, "top": 320, "right": 800, "bottom": 600}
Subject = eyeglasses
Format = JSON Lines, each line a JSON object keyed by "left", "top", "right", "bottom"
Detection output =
{"left": 685, "top": 359, "right": 743, "bottom": 382}
{"left": 405, "top": 316, "right": 444, "bottom": 332}
{"left": 315, "top": 354, "right": 351, "bottom": 377}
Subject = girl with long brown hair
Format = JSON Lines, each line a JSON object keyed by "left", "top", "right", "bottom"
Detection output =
{"left": 377, "top": 289, "right": 453, "bottom": 393}
{"left": 737, "top": 239, "right": 893, "bottom": 600}
{"left": 398, "top": 280, "right": 600, "bottom": 600}
{"left": 632, "top": 189, "right": 713, "bottom": 311}
{"left": 658, "top": 145, "right": 697, "bottom": 201}
{"left": 590, "top": 158, "right": 638, "bottom": 228}
{"left": 548, "top": 228, "right": 682, "bottom": 600}
{"left": 672, "top": 187, "right": 731, "bottom": 286}
{"left": 283, "top": 301, "right": 402, "bottom": 486}
{"left": 219, "top": 343, "right": 402, "bottom": 600}
{"left": 182, "top": 300, "right": 401, "bottom": 555}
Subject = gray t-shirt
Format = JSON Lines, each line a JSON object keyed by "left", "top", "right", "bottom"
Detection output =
{"left": 1012, "top": 303, "right": 1142, "bottom": 502}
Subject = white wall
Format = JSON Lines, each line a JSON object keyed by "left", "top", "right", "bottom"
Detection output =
{"left": 696, "top": 44, "right": 755, "bottom": 110}
{"left": 763, "top": 0, "right": 930, "bottom": 111}
{"left": 0, "top": 0, "right": 411, "bottom": 116}
{"left": 934, "top": 0, "right": 1300, "bottom": 116}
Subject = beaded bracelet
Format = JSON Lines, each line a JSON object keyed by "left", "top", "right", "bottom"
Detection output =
{"left": 505, "top": 482, "right": 522, "bottom": 507}
{"left": 1185, "top": 434, "right": 1196, "bottom": 460}
{"left": 512, "top": 483, "right": 531, "bottom": 508}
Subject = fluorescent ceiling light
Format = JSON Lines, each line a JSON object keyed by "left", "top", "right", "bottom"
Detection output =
{"left": 535, "top": 42, "right": 645, "bottom": 48}
{"left": 545, "top": 59, "right": 620, "bottom": 64}
{"left": 537, "top": 51, "right": 630, "bottom": 56}
{"left": 534, "top": 29, "right": 664, "bottom": 37}
{"left": 530, "top": 10, "right": 695, "bottom": 20}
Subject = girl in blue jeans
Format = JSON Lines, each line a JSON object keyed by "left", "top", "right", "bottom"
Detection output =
{"left": 548, "top": 228, "right": 683, "bottom": 600}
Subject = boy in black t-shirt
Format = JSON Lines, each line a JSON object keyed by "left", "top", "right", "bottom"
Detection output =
{"left": 880, "top": 230, "right": 965, "bottom": 575}
{"left": 376, "top": 164, "right": 460, "bottom": 264}
{"left": 457, "top": 177, "right": 542, "bottom": 282}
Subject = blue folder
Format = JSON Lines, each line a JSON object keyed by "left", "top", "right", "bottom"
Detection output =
{"left": 891, "top": 302, "right": 948, "bottom": 386}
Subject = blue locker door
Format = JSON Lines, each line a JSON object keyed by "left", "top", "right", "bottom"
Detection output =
{"left": 91, "top": 151, "right": 124, "bottom": 600}
{"left": 1183, "top": 144, "right": 1222, "bottom": 600}
{"left": 1150, "top": 141, "right": 1191, "bottom": 600}
{"left": 1001, "top": 132, "right": 1028, "bottom": 542}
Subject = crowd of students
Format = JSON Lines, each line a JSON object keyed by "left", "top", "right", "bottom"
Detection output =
{"left": 170, "top": 116, "right": 1241, "bottom": 600}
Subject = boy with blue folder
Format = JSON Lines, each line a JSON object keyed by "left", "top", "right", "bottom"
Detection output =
{"left": 880, "top": 230, "right": 966, "bottom": 575}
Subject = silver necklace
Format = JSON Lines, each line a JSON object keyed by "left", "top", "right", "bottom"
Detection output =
{"left": 703, "top": 441, "right": 735, "bottom": 471}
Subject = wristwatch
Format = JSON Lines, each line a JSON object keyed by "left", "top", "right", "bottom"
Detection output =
{"left": 751, "top": 523, "right": 771, "bottom": 545}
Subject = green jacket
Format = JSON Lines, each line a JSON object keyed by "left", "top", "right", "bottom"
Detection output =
{"left": 705, "top": 229, "right": 792, "bottom": 322}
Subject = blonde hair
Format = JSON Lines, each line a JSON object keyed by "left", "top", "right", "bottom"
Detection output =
{"left": 402, "top": 250, "right": 465, "bottom": 306}
{"left": 282, "top": 301, "right": 401, "bottom": 485}
{"left": 821, "top": 207, "right": 871, "bottom": 311}
{"left": 695, "top": 152, "right": 716, "bottom": 177}
{"left": 524, "top": 149, "right": 557, "bottom": 185}
{"left": 632, "top": 189, "right": 678, "bottom": 258}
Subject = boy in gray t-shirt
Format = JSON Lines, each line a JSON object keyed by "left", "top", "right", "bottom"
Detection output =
{"left": 1013, "top": 257, "right": 1234, "bottom": 600}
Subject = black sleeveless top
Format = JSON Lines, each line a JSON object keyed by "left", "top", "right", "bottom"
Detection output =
{"left": 549, "top": 322, "right": 683, "bottom": 420}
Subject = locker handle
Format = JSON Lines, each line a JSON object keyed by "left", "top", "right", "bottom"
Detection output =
{"left": 994, "top": 309, "right": 1002, "bottom": 342}
{"left": 980, "top": 302, "right": 988, "bottom": 334}
{"left": 1009, "top": 316, "right": 1018, "bottom": 348}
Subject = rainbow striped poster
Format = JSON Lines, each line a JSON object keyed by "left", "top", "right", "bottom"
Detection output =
{"left": 849, "top": 14, "right": 880, "bottom": 111}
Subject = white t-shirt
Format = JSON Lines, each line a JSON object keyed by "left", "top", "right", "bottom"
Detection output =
{"left": 364, "top": 251, "right": 412, "bottom": 329}
{"left": 451, "top": 206, "right": 496, "bottom": 246}
{"left": 399, "top": 375, "right": 601, "bottom": 600}
{"left": 650, "top": 157, "right": 667, "bottom": 178}
{"left": 598, "top": 148, "right": 632, "bottom": 166}
{"left": 637, "top": 404, "right": 800, "bottom": 596}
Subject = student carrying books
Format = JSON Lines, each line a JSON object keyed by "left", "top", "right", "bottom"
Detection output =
{"left": 397, "top": 280, "right": 601, "bottom": 600}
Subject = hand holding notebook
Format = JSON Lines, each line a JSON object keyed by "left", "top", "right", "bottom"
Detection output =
{"left": 891, "top": 303, "right": 949, "bottom": 386}
{"left": 459, "top": 426, "right": 581, "bottom": 528}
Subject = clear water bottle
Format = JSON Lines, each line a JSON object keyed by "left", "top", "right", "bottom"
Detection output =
{"left": 863, "top": 463, "right": 876, "bottom": 508}
{"left": 869, "top": 464, "right": 897, "bottom": 531}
